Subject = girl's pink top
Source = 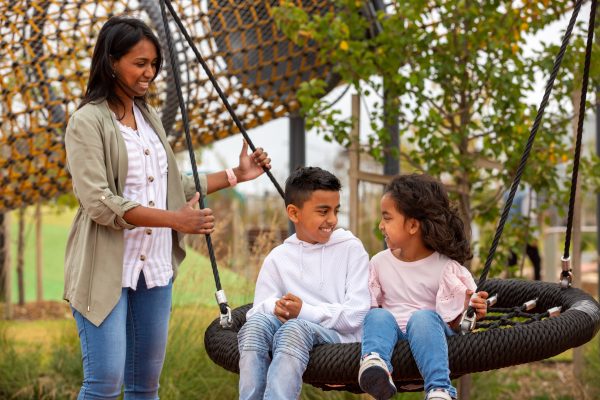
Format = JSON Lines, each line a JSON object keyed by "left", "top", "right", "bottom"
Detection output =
{"left": 368, "top": 250, "right": 477, "bottom": 332}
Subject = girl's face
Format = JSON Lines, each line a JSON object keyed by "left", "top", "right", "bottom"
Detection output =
{"left": 379, "top": 193, "right": 419, "bottom": 252}
{"left": 112, "top": 38, "right": 158, "bottom": 99}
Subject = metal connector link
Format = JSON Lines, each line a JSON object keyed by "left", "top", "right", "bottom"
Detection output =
{"left": 458, "top": 292, "right": 480, "bottom": 335}
{"left": 548, "top": 306, "right": 562, "bottom": 318}
{"left": 523, "top": 298, "right": 538, "bottom": 311}
{"left": 215, "top": 290, "right": 228, "bottom": 305}
{"left": 220, "top": 305, "right": 233, "bottom": 329}
{"left": 559, "top": 257, "right": 572, "bottom": 290}
{"left": 459, "top": 308, "right": 476, "bottom": 335}
{"left": 486, "top": 294, "right": 498, "bottom": 307}
{"left": 215, "top": 290, "right": 233, "bottom": 329}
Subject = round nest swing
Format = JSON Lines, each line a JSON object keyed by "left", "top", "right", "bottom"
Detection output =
{"left": 201, "top": 0, "right": 600, "bottom": 393}
{"left": 204, "top": 279, "right": 600, "bottom": 393}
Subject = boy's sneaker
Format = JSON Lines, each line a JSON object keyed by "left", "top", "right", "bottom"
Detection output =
{"left": 358, "top": 353, "right": 397, "bottom": 400}
{"left": 426, "top": 388, "right": 455, "bottom": 400}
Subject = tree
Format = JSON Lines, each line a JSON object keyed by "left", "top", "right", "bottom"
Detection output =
{"left": 273, "top": 0, "right": 599, "bottom": 273}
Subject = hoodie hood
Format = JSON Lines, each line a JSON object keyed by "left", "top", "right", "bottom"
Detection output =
{"left": 283, "top": 228, "right": 357, "bottom": 247}
{"left": 284, "top": 228, "right": 358, "bottom": 289}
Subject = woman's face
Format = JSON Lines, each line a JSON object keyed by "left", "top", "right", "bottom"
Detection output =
{"left": 112, "top": 38, "right": 158, "bottom": 99}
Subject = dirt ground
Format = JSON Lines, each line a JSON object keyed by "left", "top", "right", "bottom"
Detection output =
{"left": 4, "top": 300, "right": 71, "bottom": 320}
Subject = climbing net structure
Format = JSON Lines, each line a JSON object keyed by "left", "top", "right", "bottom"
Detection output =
{"left": 0, "top": 0, "right": 336, "bottom": 210}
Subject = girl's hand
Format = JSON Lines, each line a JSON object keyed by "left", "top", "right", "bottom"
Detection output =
{"left": 466, "top": 290, "right": 489, "bottom": 320}
{"left": 234, "top": 140, "right": 271, "bottom": 183}
{"left": 174, "top": 192, "right": 215, "bottom": 234}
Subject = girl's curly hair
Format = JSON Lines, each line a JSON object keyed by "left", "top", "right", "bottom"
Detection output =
{"left": 384, "top": 173, "right": 473, "bottom": 264}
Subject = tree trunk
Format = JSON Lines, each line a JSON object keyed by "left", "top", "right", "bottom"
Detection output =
{"left": 17, "top": 207, "right": 25, "bottom": 306}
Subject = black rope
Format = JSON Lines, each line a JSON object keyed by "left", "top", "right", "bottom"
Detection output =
{"left": 159, "top": 0, "right": 227, "bottom": 314}
{"left": 163, "top": 0, "right": 285, "bottom": 200}
{"left": 476, "top": 0, "right": 585, "bottom": 290}
{"left": 563, "top": 0, "right": 597, "bottom": 261}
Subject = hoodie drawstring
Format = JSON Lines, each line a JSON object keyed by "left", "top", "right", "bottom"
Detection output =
{"left": 320, "top": 246, "right": 325, "bottom": 289}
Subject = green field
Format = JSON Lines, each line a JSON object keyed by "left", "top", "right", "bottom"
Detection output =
{"left": 8, "top": 207, "right": 255, "bottom": 306}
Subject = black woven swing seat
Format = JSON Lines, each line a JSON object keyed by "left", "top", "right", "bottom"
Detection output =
{"left": 204, "top": 278, "right": 600, "bottom": 393}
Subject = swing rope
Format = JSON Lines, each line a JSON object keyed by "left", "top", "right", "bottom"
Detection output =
{"left": 476, "top": 0, "right": 588, "bottom": 292}
{"left": 562, "top": 0, "right": 597, "bottom": 264}
{"left": 158, "top": 0, "right": 232, "bottom": 326}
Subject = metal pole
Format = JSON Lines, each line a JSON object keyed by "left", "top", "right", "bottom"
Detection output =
{"left": 289, "top": 113, "right": 306, "bottom": 235}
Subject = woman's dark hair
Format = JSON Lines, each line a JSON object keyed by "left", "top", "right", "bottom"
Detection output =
{"left": 384, "top": 173, "right": 473, "bottom": 264}
{"left": 285, "top": 166, "right": 341, "bottom": 207}
{"left": 79, "top": 16, "right": 162, "bottom": 112}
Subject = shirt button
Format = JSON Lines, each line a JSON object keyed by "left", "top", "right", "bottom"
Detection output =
{"left": 144, "top": 149, "right": 150, "bottom": 156}
{"left": 145, "top": 228, "right": 152, "bottom": 235}
{"left": 148, "top": 176, "right": 154, "bottom": 182}
{"left": 140, "top": 255, "right": 146, "bottom": 261}
{"left": 148, "top": 200, "right": 155, "bottom": 207}
{"left": 100, "top": 196, "right": 106, "bottom": 200}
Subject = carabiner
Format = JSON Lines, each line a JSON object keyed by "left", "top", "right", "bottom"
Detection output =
{"left": 220, "top": 305, "right": 233, "bottom": 329}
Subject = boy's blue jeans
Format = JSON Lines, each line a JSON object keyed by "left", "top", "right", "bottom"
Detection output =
{"left": 361, "top": 308, "right": 457, "bottom": 399}
{"left": 71, "top": 274, "right": 172, "bottom": 400}
{"left": 238, "top": 313, "right": 340, "bottom": 400}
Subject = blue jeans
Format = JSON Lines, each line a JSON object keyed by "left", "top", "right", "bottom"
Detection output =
{"left": 71, "top": 274, "right": 172, "bottom": 400}
{"left": 361, "top": 308, "right": 457, "bottom": 398}
{"left": 238, "top": 313, "right": 341, "bottom": 400}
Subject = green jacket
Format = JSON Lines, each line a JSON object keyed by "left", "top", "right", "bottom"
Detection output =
{"left": 63, "top": 99, "right": 206, "bottom": 326}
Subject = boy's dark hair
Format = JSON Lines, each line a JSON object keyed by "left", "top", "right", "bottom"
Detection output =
{"left": 80, "top": 16, "right": 162, "bottom": 113}
{"left": 284, "top": 167, "right": 341, "bottom": 207}
{"left": 384, "top": 173, "right": 473, "bottom": 264}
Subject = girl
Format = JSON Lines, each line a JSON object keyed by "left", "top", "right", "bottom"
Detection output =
{"left": 64, "top": 16, "right": 270, "bottom": 399}
{"left": 358, "top": 174, "right": 488, "bottom": 400}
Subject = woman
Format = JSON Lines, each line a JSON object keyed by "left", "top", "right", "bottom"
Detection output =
{"left": 64, "top": 16, "right": 271, "bottom": 399}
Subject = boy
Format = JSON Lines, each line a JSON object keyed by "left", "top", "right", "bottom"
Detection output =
{"left": 238, "top": 166, "right": 371, "bottom": 400}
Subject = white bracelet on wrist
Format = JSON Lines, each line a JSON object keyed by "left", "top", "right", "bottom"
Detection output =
{"left": 225, "top": 168, "right": 238, "bottom": 187}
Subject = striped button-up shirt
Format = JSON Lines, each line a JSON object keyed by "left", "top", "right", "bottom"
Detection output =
{"left": 116, "top": 104, "right": 173, "bottom": 289}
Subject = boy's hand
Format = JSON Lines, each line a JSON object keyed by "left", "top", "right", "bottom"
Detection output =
{"left": 275, "top": 293, "right": 303, "bottom": 320}
{"left": 466, "top": 290, "right": 489, "bottom": 320}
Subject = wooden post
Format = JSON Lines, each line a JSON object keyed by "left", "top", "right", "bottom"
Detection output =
{"left": 349, "top": 94, "right": 360, "bottom": 235}
{"left": 4, "top": 212, "right": 12, "bottom": 319}
{"left": 36, "top": 202, "right": 43, "bottom": 302}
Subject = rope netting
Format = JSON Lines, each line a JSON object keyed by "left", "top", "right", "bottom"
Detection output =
{"left": 0, "top": 0, "right": 336, "bottom": 210}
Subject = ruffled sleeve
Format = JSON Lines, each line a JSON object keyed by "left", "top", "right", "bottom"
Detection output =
{"left": 368, "top": 261, "right": 383, "bottom": 308}
{"left": 436, "top": 260, "right": 477, "bottom": 322}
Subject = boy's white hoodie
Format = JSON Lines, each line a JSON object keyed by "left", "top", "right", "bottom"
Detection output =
{"left": 247, "top": 228, "right": 371, "bottom": 343}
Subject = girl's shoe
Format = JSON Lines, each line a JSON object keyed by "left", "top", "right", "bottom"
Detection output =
{"left": 425, "top": 388, "right": 455, "bottom": 400}
{"left": 358, "top": 353, "right": 397, "bottom": 400}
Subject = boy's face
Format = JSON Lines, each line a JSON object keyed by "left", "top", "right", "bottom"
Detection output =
{"left": 287, "top": 190, "right": 340, "bottom": 244}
